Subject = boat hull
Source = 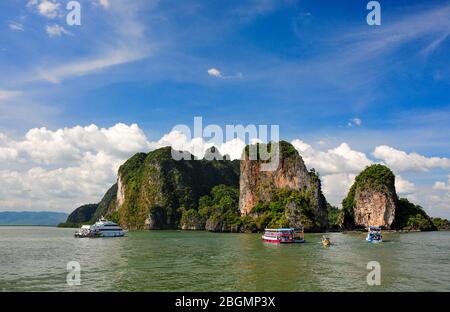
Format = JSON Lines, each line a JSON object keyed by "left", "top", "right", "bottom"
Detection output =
{"left": 366, "top": 233, "right": 382, "bottom": 243}
{"left": 100, "top": 231, "right": 125, "bottom": 237}
{"left": 262, "top": 235, "right": 305, "bottom": 244}
{"left": 74, "top": 231, "right": 125, "bottom": 238}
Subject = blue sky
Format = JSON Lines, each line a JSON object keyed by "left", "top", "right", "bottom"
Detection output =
{"left": 1, "top": 0, "right": 450, "bottom": 218}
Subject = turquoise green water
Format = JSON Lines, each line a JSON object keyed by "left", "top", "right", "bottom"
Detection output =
{"left": 1, "top": 227, "right": 449, "bottom": 291}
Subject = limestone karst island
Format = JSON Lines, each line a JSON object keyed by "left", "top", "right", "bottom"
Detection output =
{"left": 59, "top": 141, "right": 444, "bottom": 233}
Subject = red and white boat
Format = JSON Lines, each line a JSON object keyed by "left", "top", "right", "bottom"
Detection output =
{"left": 262, "top": 227, "right": 305, "bottom": 244}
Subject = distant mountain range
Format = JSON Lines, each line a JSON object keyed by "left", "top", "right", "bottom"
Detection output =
{"left": 0, "top": 211, "right": 68, "bottom": 226}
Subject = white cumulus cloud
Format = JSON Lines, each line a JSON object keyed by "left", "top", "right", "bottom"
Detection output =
{"left": 0, "top": 134, "right": 18, "bottom": 161}
{"left": 433, "top": 174, "right": 450, "bottom": 191}
{"left": 373, "top": 145, "right": 450, "bottom": 172}
{"left": 0, "top": 124, "right": 151, "bottom": 212}
{"left": 291, "top": 139, "right": 372, "bottom": 175}
{"left": 322, "top": 173, "right": 357, "bottom": 207}
{"left": 15, "top": 123, "right": 151, "bottom": 165}
{"left": 395, "top": 175, "right": 415, "bottom": 194}
{"left": 28, "top": 0, "right": 61, "bottom": 19}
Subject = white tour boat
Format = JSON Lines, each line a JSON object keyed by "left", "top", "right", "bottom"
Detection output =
{"left": 74, "top": 217, "right": 125, "bottom": 238}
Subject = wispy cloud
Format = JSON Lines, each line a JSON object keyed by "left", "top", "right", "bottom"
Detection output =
{"left": 45, "top": 24, "right": 70, "bottom": 37}
{"left": 335, "top": 4, "right": 450, "bottom": 60}
{"left": 252, "top": 3, "right": 450, "bottom": 95}
{"left": 12, "top": 1, "right": 153, "bottom": 85}
{"left": 37, "top": 49, "right": 149, "bottom": 83}
{"left": 232, "top": 0, "right": 279, "bottom": 22}
{"left": 348, "top": 118, "right": 362, "bottom": 127}
{"left": 8, "top": 22, "right": 24, "bottom": 32}
{"left": 207, "top": 68, "right": 243, "bottom": 80}
{"left": 420, "top": 33, "right": 449, "bottom": 57}
{"left": 0, "top": 90, "right": 22, "bottom": 102}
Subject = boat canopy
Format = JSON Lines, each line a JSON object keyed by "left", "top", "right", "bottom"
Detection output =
{"left": 265, "top": 227, "right": 304, "bottom": 232}
{"left": 368, "top": 226, "right": 381, "bottom": 231}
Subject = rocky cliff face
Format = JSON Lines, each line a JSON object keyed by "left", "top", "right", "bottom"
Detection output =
{"left": 342, "top": 164, "right": 397, "bottom": 229}
{"left": 354, "top": 186, "right": 396, "bottom": 228}
{"left": 239, "top": 141, "right": 328, "bottom": 230}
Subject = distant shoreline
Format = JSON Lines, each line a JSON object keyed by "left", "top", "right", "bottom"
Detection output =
{"left": 4, "top": 225, "right": 447, "bottom": 234}
{"left": 0, "top": 224, "right": 59, "bottom": 227}
{"left": 0, "top": 211, "right": 68, "bottom": 227}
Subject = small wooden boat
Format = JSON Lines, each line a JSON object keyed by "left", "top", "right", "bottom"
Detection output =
{"left": 322, "top": 235, "right": 331, "bottom": 246}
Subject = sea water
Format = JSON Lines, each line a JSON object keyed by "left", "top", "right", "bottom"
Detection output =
{"left": 1, "top": 227, "right": 449, "bottom": 291}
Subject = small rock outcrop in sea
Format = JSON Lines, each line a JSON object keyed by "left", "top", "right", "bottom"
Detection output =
{"left": 342, "top": 164, "right": 397, "bottom": 229}
{"left": 341, "top": 164, "right": 439, "bottom": 231}
{"left": 239, "top": 141, "right": 328, "bottom": 231}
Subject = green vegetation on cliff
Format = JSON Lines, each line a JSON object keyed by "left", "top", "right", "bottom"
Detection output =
{"left": 198, "top": 184, "right": 242, "bottom": 232}
{"left": 327, "top": 203, "right": 342, "bottom": 230}
{"left": 58, "top": 204, "right": 98, "bottom": 228}
{"left": 393, "top": 198, "right": 436, "bottom": 231}
{"left": 431, "top": 217, "right": 450, "bottom": 230}
{"left": 243, "top": 140, "right": 298, "bottom": 161}
{"left": 91, "top": 184, "right": 118, "bottom": 222}
{"left": 117, "top": 147, "right": 240, "bottom": 230}
{"left": 250, "top": 188, "right": 321, "bottom": 231}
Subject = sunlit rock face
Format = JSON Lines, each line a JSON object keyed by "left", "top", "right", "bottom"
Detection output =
{"left": 342, "top": 164, "right": 398, "bottom": 230}
{"left": 354, "top": 187, "right": 396, "bottom": 228}
{"left": 239, "top": 141, "right": 328, "bottom": 229}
